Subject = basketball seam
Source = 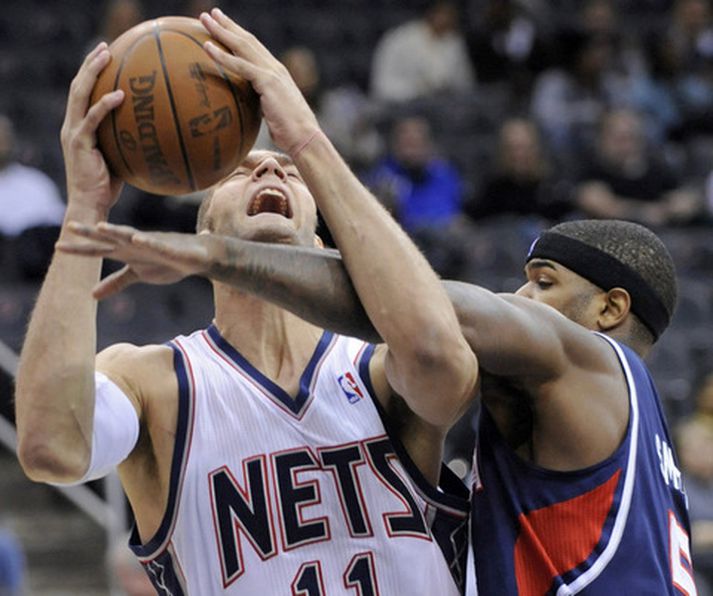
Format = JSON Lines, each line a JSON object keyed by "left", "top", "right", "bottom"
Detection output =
{"left": 153, "top": 22, "right": 197, "bottom": 192}
{"left": 167, "top": 29, "right": 248, "bottom": 170}
{"left": 110, "top": 36, "right": 149, "bottom": 177}
{"left": 215, "top": 62, "right": 247, "bottom": 162}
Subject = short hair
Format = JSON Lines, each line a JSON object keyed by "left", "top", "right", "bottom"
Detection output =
{"left": 535, "top": 219, "right": 678, "bottom": 341}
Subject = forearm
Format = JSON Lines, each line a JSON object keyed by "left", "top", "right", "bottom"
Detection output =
{"left": 15, "top": 203, "right": 107, "bottom": 482}
{"left": 293, "top": 133, "right": 476, "bottom": 422}
{"left": 207, "top": 237, "right": 380, "bottom": 342}
{"left": 295, "top": 135, "right": 462, "bottom": 351}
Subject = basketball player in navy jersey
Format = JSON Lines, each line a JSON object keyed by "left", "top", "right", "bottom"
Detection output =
{"left": 14, "top": 10, "right": 479, "bottom": 595}
{"left": 53, "top": 9, "right": 695, "bottom": 596}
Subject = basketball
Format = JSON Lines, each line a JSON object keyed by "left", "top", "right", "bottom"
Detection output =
{"left": 90, "top": 16, "right": 261, "bottom": 196}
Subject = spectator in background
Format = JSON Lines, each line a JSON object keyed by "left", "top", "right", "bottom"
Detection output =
{"left": 630, "top": 0, "right": 713, "bottom": 146}
{"left": 692, "top": 371, "right": 713, "bottom": 428}
{"left": 90, "top": 0, "right": 144, "bottom": 46}
{"left": 664, "top": 0, "right": 713, "bottom": 139}
{"left": 366, "top": 114, "right": 463, "bottom": 232}
{"left": 466, "top": 0, "right": 552, "bottom": 100}
{"left": 575, "top": 108, "right": 702, "bottom": 226}
{"left": 631, "top": 33, "right": 689, "bottom": 144}
{"left": 578, "top": 0, "right": 647, "bottom": 82}
{"left": 256, "top": 46, "right": 383, "bottom": 170}
{"left": 675, "top": 417, "right": 713, "bottom": 592}
{"left": 364, "top": 114, "right": 469, "bottom": 276}
{"left": 668, "top": 0, "right": 713, "bottom": 73}
{"left": 281, "top": 46, "right": 384, "bottom": 172}
{"left": 0, "top": 114, "right": 65, "bottom": 280}
{"left": 579, "top": 0, "right": 618, "bottom": 37}
{"left": 466, "top": 117, "right": 574, "bottom": 222}
{"left": 530, "top": 28, "right": 628, "bottom": 160}
{"left": 370, "top": 0, "right": 476, "bottom": 103}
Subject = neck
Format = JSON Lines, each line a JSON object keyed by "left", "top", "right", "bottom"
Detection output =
{"left": 602, "top": 327, "right": 650, "bottom": 358}
{"left": 212, "top": 283, "right": 325, "bottom": 382}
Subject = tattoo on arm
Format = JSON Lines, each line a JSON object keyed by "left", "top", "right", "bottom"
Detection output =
{"left": 207, "top": 238, "right": 381, "bottom": 343}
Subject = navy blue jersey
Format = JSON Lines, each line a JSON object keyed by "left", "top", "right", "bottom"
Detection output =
{"left": 471, "top": 334, "right": 695, "bottom": 595}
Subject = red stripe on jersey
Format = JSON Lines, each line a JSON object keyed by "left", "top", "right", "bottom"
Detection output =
{"left": 514, "top": 468, "right": 622, "bottom": 595}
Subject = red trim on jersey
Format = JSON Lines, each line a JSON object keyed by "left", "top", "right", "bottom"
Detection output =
{"left": 514, "top": 468, "right": 622, "bottom": 595}
{"left": 353, "top": 342, "right": 369, "bottom": 366}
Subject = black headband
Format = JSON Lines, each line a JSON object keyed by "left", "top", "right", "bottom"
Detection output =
{"left": 527, "top": 231, "right": 670, "bottom": 339}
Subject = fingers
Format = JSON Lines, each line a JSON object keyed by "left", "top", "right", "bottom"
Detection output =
{"left": 200, "top": 9, "right": 273, "bottom": 81}
{"left": 130, "top": 232, "right": 194, "bottom": 259}
{"left": 58, "top": 221, "right": 135, "bottom": 256}
{"left": 204, "top": 42, "right": 257, "bottom": 84}
{"left": 97, "top": 221, "right": 142, "bottom": 238}
{"left": 55, "top": 239, "right": 117, "bottom": 257}
{"left": 93, "top": 266, "right": 140, "bottom": 300}
{"left": 64, "top": 43, "right": 113, "bottom": 132}
{"left": 200, "top": 8, "right": 253, "bottom": 51}
{"left": 68, "top": 221, "right": 135, "bottom": 243}
{"left": 136, "top": 235, "right": 210, "bottom": 269}
{"left": 79, "top": 90, "right": 124, "bottom": 140}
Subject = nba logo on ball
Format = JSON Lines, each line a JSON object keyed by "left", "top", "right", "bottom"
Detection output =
{"left": 338, "top": 372, "right": 364, "bottom": 404}
{"left": 90, "top": 16, "right": 261, "bottom": 196}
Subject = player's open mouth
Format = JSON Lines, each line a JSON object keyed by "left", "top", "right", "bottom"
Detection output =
{"left": 247, "top": 188, "right": 293, "bottom": 219}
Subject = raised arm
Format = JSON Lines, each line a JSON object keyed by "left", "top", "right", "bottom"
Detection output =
{"left": 204, "top": 10, "right": 479, "bottom": 431}
{"left": 14, "top": 44, "right": 137, "bottom": 483}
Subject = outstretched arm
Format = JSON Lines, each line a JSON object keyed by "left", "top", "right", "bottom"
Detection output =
{"left": 59, "top": 223, "right": 380, "bottom": 343}
{"left": 15, "top": 43, "right": 136, "bottom": 483}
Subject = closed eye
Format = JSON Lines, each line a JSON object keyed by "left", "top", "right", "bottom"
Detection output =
{"left": 287, "top": 171, "right": 305, "bottom": 183}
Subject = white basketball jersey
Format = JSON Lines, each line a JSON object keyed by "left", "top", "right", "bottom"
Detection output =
{"left": 130, "top": 325, "right": 469, "bottom": 595}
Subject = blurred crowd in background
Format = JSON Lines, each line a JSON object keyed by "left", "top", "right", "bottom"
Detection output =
{"left": 1, "top": 0, "right": 713, "bottom": 592}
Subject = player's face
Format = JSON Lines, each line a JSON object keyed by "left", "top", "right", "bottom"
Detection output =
{"left": 205, "top": 150, "right": 318, "bottom": 246}
{"left": 516, "top": 259, "right": 605, "bottom": 330}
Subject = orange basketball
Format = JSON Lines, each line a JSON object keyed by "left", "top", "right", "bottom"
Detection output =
{"left": 91, "top": 16, "right": 261, "bottom": 196}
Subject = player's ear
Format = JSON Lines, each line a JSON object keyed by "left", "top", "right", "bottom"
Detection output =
{"left": 598, "top": 287, "right": 631, "bottom": 331}
{"left": 314, "top": 234, "right": 324, "bottom": 249}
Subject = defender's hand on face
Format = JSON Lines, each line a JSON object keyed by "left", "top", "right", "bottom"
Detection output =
{"left": 200, "top": 8, "right": 320, "bottom": 154}
{"left": 56, "top": 222, "right": 215, "bottom": 299}
{"left": 61, "top": 43, "right": 125, "bottom": 217}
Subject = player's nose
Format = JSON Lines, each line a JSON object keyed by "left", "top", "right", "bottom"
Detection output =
{"left": 514, "top": 282, "right": 532, "bottom": 298}
{"left": 253, "top": 157, "right": 287, "bottom": 181}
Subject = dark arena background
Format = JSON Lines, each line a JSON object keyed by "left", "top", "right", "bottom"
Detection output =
{"left": 0, "top": 0, "right": 712, "bottom": 593}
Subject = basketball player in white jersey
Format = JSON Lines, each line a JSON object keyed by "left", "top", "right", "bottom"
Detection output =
{"left": 14, "top": 9, "right": 478, "bottom": 595}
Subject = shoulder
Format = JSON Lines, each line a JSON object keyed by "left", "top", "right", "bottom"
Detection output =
{"left": 446, "top": 282, "right": 618, "bottom": 378}
{"left": 97, "top": 342, "right": 175, "bottom": 371}
{"left": 380, "top": 21, "right": 423, "bottom": 48}
{"left": 502, "top": 294, "right": 621, "bottom": 372}
{"left": 96, "top": 343, "right": 177, "bottom": 415}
